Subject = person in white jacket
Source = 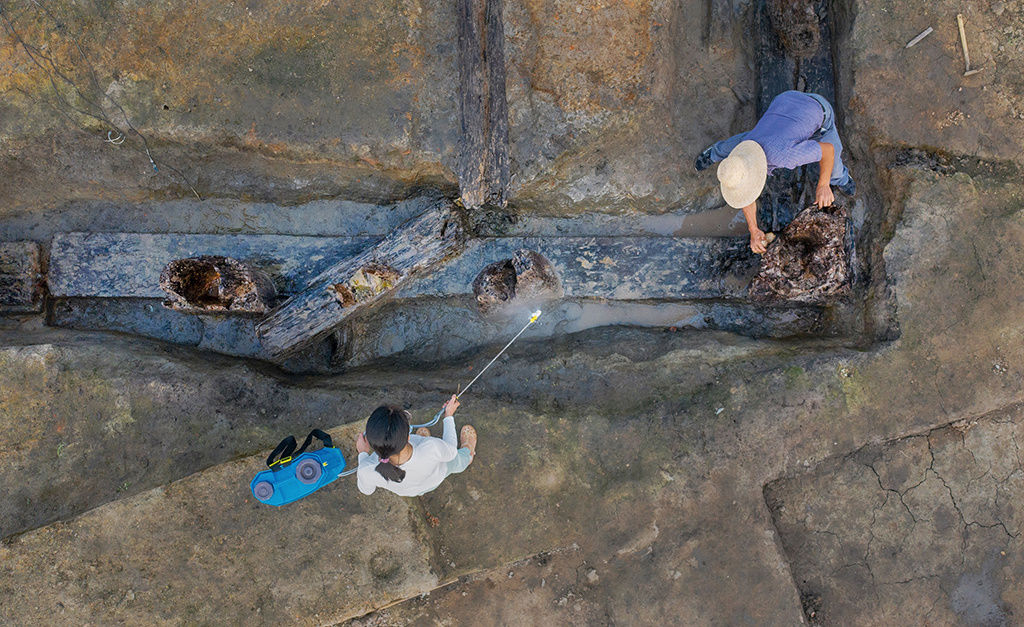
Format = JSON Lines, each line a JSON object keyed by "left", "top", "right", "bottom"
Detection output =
{"left": 355, "top": 395, "right": 477, "bottom": 497}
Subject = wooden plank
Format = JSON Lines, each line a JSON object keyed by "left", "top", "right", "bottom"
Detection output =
{"left": 48, "top": 233, "right": 376, "bottom": 298}
{"left": 457, "top": 0, "right": 487, "bottom": 209}
{"left": 457, "top": 0, "right": 509, "bottom": 209}
{"left": 256, "top": 201, "right": 465, "bottom": 357}
{"left": 484, "top": 0, "right": 510, "bottom": 208}
{"left": 398, "top": 236, "right": 759, "bottom": 301}
{"left": 0, "top": 241, "right": 44, "bottom": 313}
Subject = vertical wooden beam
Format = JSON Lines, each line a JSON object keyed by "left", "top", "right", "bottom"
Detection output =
{"left": 458, "top": 0, "right": 487, "bottom": 209}
{"left": 484, "top": 0, "right": 510, "bottom": 208}
{"left": 457, "top": 0, "right": 509, "bottom": 211}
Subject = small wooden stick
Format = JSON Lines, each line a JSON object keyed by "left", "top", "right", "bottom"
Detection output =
{"left": 905, "top": 26, "right": 933, "bottom": 48}
{"left": 956, "top": 13, "right": 972, "bottom": 73}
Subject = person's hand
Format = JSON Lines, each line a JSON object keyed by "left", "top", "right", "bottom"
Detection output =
{"left": 356, "top": 432, "right": 371, "bottom": 454}
{"left": 443, "top": 394, "right": 460, "bottom": 418}
{"left": 749, "top": 227, "right": 768, "bottom": 254}
{"left": 815, "top": 183, "right": 835, "bottom": 208}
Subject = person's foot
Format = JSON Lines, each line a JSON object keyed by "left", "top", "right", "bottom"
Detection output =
{"left": 837, "top": 177, "right": 856, "bottom": 197}
{"left": 460, "top": 425, "right": 477, "bottom": 459}
{"left": 414, "top": 427, "right": 431, "bottom": 438}
{"left": 694, "top": 147, "right": 714, "bottom": 172}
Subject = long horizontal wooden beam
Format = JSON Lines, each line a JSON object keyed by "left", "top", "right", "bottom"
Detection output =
{"left": 48, "top": 233, "right": 376, "bottom": 298}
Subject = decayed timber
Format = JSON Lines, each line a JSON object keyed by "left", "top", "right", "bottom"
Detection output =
{"left": 402, "top": 236, "right": 759, "bottom": 300}
{"left": 457, "top": 0, "right": 486, "bottom": 209}
{"left": 749, "top": 203, "right": 851, "bottom": 303}
{"left": 159, "top": 256, "right": 277, "bottom": 314}
{"left": 0, "top": 241, "right": 44, "bottom": 313}
{"left": 457, "top": 0, "right": 509, "bottom": 209}
{"left": 257, "top": 202, "right": 465, "bottom": 356}
{"left": 472, "top": 249, "right": 563, "bottom": 314}
{"left": 484, "top": 0, "right": 510, "bottom": 207}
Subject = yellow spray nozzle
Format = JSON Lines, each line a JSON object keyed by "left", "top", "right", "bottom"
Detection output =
{"left": 530, "top": 310, "right": 542, "bottom": 323}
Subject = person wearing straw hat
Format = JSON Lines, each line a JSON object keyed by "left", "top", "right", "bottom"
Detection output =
{"left": 694, "top": 90, "right": 856, "bottom": 254}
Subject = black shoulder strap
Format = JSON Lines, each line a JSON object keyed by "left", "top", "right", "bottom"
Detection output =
{"left": 266, "top": 435, "right": 297, "bottom": 470}
{"left": 295, "top": 428, "right": 334, "bottom": 456}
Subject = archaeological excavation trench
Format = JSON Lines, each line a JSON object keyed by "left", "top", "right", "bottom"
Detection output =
{"left": 0, "top": 0, "right": 879, "bottom": 378}
{"left": 4, "top": 0, "right": 1023, "bottom": 624}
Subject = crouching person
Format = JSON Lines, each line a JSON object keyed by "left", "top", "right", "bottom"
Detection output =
{"left": 694, "top": 90, "right": 856, "bottom": 254}
{"left": 356, "top": 395, "right": 477, "bottom": 496}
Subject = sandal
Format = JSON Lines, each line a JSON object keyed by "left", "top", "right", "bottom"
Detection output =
{"left": 460, "top": 425, "right": 477, "bottom": 459}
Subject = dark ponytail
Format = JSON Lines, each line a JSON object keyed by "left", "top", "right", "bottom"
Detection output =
{"left": 366, "top": 405, "right": 410, "bottom": 483}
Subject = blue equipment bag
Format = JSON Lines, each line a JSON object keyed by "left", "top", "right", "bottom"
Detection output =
{"left": 250, "top": 429, "right": 348, "bottom": 506}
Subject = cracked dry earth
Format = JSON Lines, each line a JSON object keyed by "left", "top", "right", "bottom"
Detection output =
{"left": 768, "top": 405, "right": 1024, "bottom": 625}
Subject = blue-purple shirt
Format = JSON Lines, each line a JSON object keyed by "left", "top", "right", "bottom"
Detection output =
{"left": 746, "top": 91, "right": 826, "bottom": 173}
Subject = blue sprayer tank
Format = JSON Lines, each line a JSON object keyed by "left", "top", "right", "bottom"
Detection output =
{"left": 250, "top": 429, "right": 348, "bottom": 506}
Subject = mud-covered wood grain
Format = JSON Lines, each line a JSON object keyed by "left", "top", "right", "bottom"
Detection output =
{"left": 403, "top": 236, "right": 760, "bottom": 301}
{"left": 0, "top": 241, "right": 44, "bottom": 313}
{"left": 457, "top": 0, "right": 486, "bottom": 209}
{"left": 48, "top": 233, "right": 376, "bottom": 298}
{"left": 457, "top": 0, "right": 509, "bottom": 210}
{"left": 257, "top": 201, "right": 465, "bottom": 357}
{"left": 484, "top": 0, "right": 509, "bottom": 208}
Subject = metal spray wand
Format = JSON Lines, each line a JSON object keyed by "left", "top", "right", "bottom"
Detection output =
{"left": 413, "top": 310, "right": 542, "bottom": 429}
{"left": 338, "top": 310, "right": 543, "bottom": 478}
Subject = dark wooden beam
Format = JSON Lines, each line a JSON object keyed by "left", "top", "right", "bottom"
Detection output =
{"left": 457, "top": 0, "right": 509, "bottom": 210}
{"left": 0, "top": 242, "right": 44, "bottom": 313}
{"left": 484, "top": 0, "right": 509, "bottom": 208}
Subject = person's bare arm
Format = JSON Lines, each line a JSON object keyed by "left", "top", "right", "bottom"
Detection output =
{"left": 443, "top": 394, "right": 460, "bottom": 417}
{"left": 817, "top": 142, "right": 836, "bottom": 207}
{"left": 742, "top": 201, "right": 768, "bottom": 254}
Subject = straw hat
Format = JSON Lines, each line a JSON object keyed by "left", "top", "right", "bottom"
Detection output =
{"left": 716, "top": 140, "right": 767, "bottom": 209}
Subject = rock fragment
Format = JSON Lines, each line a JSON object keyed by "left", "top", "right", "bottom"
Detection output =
{"left": 749, "top": 204, "right": 851, "bottom": 303}
{"left": 159, "top": 256, "right": 276, "bottom": 314}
